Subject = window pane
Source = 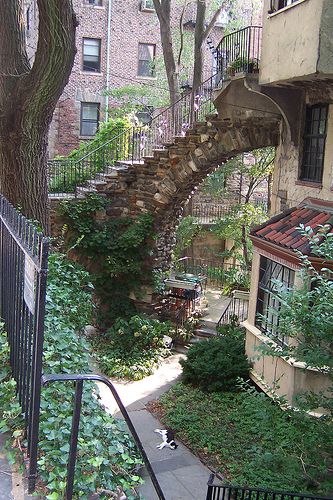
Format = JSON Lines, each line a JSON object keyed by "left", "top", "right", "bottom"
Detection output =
{"left": 83, "top": 39, "right": 101, "bottom": 72}
{"left": 81, "top": 103, "right": 99, "bottom": 136}
{"left": 138, "top": 43, "right": 155, "bottom": 77}
{"left": 82, "top": 104, "right": 98, "bottom": 120}
{"left": 81, "top": 121, "right": 98, "bottom": 136}
{"left": 300, "top": 104, "right": 328, "bottom": 183}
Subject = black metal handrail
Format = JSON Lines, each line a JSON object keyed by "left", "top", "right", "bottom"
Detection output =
{"left": 216, "top": 25, "right": 262, "bottom": 80}
{"left": 42, "top": 373, "right": 166, "bottom": 500}
{"left": 206, "top": 474, "right": 332, "bottom": 500}
{"left": 217, "top": 290, "right": 249, "bottom": 327}
{"left": 47, "top": 72, "right": 218, "bottom": 196}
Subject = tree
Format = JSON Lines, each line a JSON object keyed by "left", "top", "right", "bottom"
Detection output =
{"left": 212, "top": 147, "right": 274, "bottom": 269}
{"left": 0, "top": 1, "right": 77, "bottom": 232}
{"left": 262, "top": 226, "right": 333, "bottom": 415}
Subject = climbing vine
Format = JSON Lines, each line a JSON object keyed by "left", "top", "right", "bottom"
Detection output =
{"left": 59, "top": 195, "right": 155, "bottom": 324}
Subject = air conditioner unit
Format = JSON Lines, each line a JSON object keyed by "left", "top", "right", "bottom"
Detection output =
{"left": 141, "top": 0, "right": 155, "bottom": 12}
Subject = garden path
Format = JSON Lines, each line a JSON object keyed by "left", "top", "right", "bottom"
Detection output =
{"left": 97, "top": 353, "right": 216, "bottom": 500}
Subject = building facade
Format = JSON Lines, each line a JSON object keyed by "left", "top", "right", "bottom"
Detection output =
{"left": 215, "top": 0, "right": 333, "bottom": 408}
{"left": 23, "top": 0, "right": 223, "bottom": 158}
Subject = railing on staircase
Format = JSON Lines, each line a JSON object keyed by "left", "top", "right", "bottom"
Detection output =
{"left": 206, "top": 474, "right": 332, "bottom": 500}
{"left": 217, "top": 289, "right": 249, "bottom": 327}
{"left": 47, "top": 25, "right": 262, "bottom": 197}
{"left": 47, "top": 72, "right": 218, "bottom": 196}
{"left": 216, "top": 25, "right": 262, "bottom": 80}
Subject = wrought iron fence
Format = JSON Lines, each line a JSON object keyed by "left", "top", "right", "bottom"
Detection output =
{"left": 206, "top": 474, "right": 332, "bottom": 500}
{"left": 0, "top": 195, "right": 49, "bottom": 492}
{"left": 47, "top": 71, "right": 219, "bottom": 196}
{"left": 189, "top": 202, "right": 236, "bottom": 224}
{"left": 175, "top": 257, "right": 248, "bottom": 289}
{"left": 216, "top": 25, "right": 262, "bottom": 80}
{"left": 217, "top": 290, "right": 249, "bottom": 328}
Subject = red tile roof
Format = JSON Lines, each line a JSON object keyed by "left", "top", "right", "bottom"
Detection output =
{"left": 250, "top": 206, "right": 333, "bottom": 255}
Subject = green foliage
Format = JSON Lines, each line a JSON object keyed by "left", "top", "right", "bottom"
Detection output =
{"left": 107, "top": 84, "right": 168, "bottom": 120}
{"left": 49, "top": 117, "right": 131, "bottom": 193}
{"left": 260, "top": 226, "right": 333, "bottom": 414}
{"left": 173, "top": 215, "right": 202, "bottom": 260}
{"left": 180, "top": 327, "right": 250, "bottom": 392}
{"left": 213, "top": 202, "right": 267, "bottom": 267}
{"left": 59, "top": 195, "right": 155, "bottom": 324}
{"left": 158, "top": 382, "right": 333, "bottom": 495}
{"left": 92, "top": 315, "right": 172, "bottom": 380}
{"left": 0, "top": 254, "right": 143, "bottom": 499}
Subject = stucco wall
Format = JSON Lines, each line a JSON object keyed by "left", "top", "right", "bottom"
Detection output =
{"left": 259, "top": 0, "right": 324, "bottom": 85}
{"left": 271, "top": 103, "right": 333, "bottom": 214}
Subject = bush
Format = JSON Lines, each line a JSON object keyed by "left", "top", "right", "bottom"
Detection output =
{"left": 180, "top": 327, "right": 250, "bottom": 392}
{"left": 93, "top": 315, "right": 173, "bottom": 380}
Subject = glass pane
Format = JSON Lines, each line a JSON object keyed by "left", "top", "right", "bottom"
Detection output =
{"left": 82, "top": 104, "right": 98, "bottom": 120}
{"left": 81, "top": 121, "right": 98, "bottom": 136}
{"left": 84, "top": 39, "right": 100, "bottom": 56}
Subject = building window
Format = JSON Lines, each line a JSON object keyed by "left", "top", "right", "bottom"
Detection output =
{"left": 140, "top": 0, "right": 155, "bottom": 11}
{"left": 269, "top": 0, "right": 299, "bottom": 12}
{"left": 80, "top": 103, "right": 100, "bottom": 136}
{"left": 256, "top": 257, "right": 295, "bottom": 346}
{"left": 138, "top": 43, "right": 156, "bottom": 77}
{"left": 300, "top": 104, "right": 328, "bottom": 183}
{"left": 85, "top": 0, "right": 103, "bottom": 5}
{"left": 83, "top": 38, "right": 101, "bottom": 72}
{"left": 26, "top": 7, "right": 30, "bottom": 31}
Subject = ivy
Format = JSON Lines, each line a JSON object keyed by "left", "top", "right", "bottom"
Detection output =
{"left": 0, "top": 253, "right": 143, "bottom": 499}
{"left": 59, "top": 195, "right": 155, "bottom": 324}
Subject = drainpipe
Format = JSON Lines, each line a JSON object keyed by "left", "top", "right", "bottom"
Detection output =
{"left": 105, "top": 0, "right": 112, "bottom": 122}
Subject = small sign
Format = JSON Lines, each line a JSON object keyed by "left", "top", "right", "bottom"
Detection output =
{"left": 24, "top": 255, "right": 36, "bottom": 314}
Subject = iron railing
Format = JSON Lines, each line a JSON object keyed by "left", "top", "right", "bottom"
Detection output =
{"left": 206, "top": 474, "right": 332, "bottom": 500}
{"left": 42, "top": 373, "right": 166, "bottom": 500}
{"left": 217, "top": 290, "right": 249, "bottom": 327}
{"left": 175, "top": 257, "right": 248, "bottom": 289}
{"left": 47, "top": 72, "right": 218, "bottom": 196}
{"left": 188, "top": 202, "right": 236, "bottom": 224}
{"left": 0, "top": 195, "right": 49, "bottom": 492}
{"left": 216, "top": 26, "right": 262, "bottom": 80}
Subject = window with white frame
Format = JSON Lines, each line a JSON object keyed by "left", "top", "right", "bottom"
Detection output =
{"left": 256, "top": 256, "right": 295, "bottom": 345}
{"left": 85, "top": 0, "right": 103, "bottom": 5}
{"left": 269, "top": 0, "right": 299, "bottom": 12}
{"left": 80, "top": 103, "right": 100, "bottom": 136}
{"left": 140, "top": 0, "right": 155, "bottom": 11}
{"left": 83, "top": 38, "right": 101, "bottom": 72}
{"left": 138, "top": 43, "right": 156, "bottom": 77}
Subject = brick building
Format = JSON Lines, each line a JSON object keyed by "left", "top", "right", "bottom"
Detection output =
{"left": 23, "top": 0, "right": 224, "bottom": 158}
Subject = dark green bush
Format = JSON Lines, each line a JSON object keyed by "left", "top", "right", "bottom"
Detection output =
{"left": 180, "top": 327, "right": 250, "bottom": 392}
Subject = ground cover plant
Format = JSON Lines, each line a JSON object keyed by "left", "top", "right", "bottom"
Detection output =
{"left": 154, "top": 382, "right": 333, "bottom": 496}
{"left": 0, "top": 252, "right": 143, "bottom": 499}
{"left": 92, "top": 315, "right": 173, "bottom": 380}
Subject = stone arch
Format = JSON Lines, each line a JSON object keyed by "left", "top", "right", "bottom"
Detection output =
{"left": 124, "top": 114, "right": 281, "bottom": 271}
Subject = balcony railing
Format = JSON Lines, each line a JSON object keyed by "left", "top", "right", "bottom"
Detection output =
{"left": 216, "top": 25, "right": 262, "bottom": 80}
{"left": 206, "top": 474, "right": 332, "bottom": 500}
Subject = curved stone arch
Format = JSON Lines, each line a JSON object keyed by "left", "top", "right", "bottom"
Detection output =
{"left": 130, "top": 114, "right": 281, "bottom": 271}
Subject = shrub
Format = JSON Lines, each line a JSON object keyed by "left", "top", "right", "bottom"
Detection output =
{"left": 93, "top": 315, "right": 173, "bottom": 380}
{"left": 180, "top": 327, "right": 250, "bottom": 392}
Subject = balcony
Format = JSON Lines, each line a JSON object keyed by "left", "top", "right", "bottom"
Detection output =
{"left": 260, "top": 0, "right": 333, "bottom": 85}
{"left": 216, "top": 26, "right": 262, "bottom": 82}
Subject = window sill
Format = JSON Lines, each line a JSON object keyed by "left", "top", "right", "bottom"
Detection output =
{"left": 82, "top": 5, "right": 105, "bottom": 9}
{"left": 295, "top": 180, "right": 322, "bottom": 189}
{"left": 80, "top": 71, "right": 103, "bottom": 76}
{"left": 136, "top": 75, "right": 157, "bottom": 80}
{"left": 79, "top": 135, "right": 95, "bottom": 140}
{"left": 268, "top": 0, "right": 308, "bottom": 17}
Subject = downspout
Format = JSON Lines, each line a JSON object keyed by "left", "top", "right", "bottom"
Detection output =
{"left": 105, "top": 0, "right": 112, "bottom": 122}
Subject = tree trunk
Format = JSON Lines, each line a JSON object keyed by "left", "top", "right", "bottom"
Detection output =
{"left": 193, "top": 0, "right": 206, "bottom": 92}
{"left": 153, "top": 0, "right": 180, "bottom": 106}
{"left": 0, "top": 0, "right": 77, "bottom": 233}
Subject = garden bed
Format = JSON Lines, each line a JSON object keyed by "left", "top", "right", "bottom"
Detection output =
{"left": 148, "top": 382, "right": 333, "bottom": 497}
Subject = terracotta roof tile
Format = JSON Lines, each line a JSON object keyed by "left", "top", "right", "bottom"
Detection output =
{"left": 250, "top": 206, "right": 333, "bottom": 255}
